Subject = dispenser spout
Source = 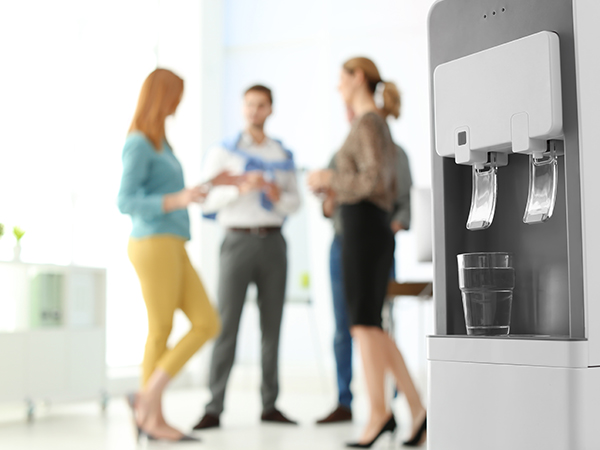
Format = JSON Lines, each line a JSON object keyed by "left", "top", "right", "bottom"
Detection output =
{"left": 466, "top": 152, "right": 508, "bottom": 230}
{"left": 523, "top": 140, "right": 562, "bottom": 224}
{"left": 467, "top": 165, "right": 497, "bottom": 230}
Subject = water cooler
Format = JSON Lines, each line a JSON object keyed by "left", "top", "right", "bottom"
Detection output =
{"left": 427, "top": 0, "right": 600, "bottom": 448}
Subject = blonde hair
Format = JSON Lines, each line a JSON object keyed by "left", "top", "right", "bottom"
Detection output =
{"left": 129, "top": 68, "right": 184, "bottom": 150}
{"left": 343, "top": 57, "right": 401, "bottom": 119}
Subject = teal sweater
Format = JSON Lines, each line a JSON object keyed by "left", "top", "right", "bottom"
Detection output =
{"left": 117, "top": 132, "right": 190, "bottom": 240}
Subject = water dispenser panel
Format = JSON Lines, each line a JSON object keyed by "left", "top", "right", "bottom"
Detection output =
{"left": 434, "top": 31, "right": 563, "bottom": 165}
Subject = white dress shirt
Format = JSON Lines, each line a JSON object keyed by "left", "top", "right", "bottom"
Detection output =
{"left": 202, "top": 132, "right": 301, "bottom": 228}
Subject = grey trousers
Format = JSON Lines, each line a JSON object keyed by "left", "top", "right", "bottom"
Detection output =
{"left": 205, "top": 230, "right": 287, "bottom": 416}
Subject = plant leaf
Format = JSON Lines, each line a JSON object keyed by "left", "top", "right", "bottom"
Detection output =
{"left": 13, "top": 226, "right": 25, "bottom": 241}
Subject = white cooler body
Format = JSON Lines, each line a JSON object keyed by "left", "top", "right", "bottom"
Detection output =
{"left": 428, "top": 0, "right": 600, "bottom": 448}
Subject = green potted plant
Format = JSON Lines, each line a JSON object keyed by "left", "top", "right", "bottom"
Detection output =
{"left": 13, "top": 226, "right": 25, "bottom": 262}
{"left": 0, "top": 223, "right": 4, "bottom": 240}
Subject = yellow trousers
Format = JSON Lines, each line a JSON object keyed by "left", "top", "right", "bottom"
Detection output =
{"left": 128, "top": 236, "right": 221, "bottom": 385}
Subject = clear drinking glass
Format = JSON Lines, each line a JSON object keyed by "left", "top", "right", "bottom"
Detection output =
{"left": 457, "top": 252, "right": 515, "bottom": 336}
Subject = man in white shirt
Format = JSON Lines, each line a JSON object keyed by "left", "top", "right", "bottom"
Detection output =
{"left": 193, "top": 85, "right": 300, "bottom": 429}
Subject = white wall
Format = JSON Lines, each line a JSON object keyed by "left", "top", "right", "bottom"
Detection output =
{"left": 0, "top": 0, "right": 215, "bottom": 379}
{"left": 198, "top": 0, "right": 437, "bottom": 385}
{"left": 0, "top": 0, "right": 437, "bottom": 394}
{"left": 0, "top": 0, "right": 162, "bottom": 369}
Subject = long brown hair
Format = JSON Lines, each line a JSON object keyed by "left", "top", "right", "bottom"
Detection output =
{"left": 343, "top": 57, "right": 401, "bottom": 119}
{"left": 129, "top": 68, "right": 184, "bottom": 150}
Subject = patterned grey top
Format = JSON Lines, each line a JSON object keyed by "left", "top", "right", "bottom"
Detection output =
{"left": 331, "top": 112, "right": 397, "bottom": 212}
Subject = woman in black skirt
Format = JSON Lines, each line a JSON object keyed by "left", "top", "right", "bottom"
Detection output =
{"left": 308, "top": 57, "right": 426, "bottom": 448}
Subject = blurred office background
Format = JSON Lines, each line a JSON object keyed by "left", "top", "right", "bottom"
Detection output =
{"left": 0, "top": 0, "right": 435, "bottom": 439}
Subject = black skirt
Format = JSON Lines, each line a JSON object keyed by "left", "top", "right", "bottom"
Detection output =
{"left": 340, "top": 201, "right": 395, "bottom": 328}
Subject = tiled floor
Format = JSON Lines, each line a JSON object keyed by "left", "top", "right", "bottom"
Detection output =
{"left": 0, "top": 385, "right": 425, "bottom": 450}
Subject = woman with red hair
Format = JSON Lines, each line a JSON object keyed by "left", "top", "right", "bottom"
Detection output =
{"left": 118, "top": 69, "right": 221, "bottom": 442}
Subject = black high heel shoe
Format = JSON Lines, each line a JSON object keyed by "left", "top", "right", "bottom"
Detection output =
{"left": 403, "top": 415, "right": 427, "bottom": 447}
{"left": 346, "top": 415, "right": 397, "bottom": 448}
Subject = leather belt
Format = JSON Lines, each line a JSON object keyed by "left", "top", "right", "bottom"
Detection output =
{"left": 229, "top": 226, "right": 281, "bottom": 237}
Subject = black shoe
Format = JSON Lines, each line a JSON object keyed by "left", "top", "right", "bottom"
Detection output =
{"left": 402, "top": 415, "right": 427, "bottom": 447}
{"left": 346, "top": 415, "right": 397, "bottom": 448}
{"left": 316, "top": 405, "right": 353, "bottom": 424}
{"left": 193, "top": 413, "right": 220, "bottom": 430}
{"left": 261, "top": 408, "right": 298, "bottom": 425}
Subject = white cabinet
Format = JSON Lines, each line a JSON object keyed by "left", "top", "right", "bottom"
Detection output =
{"left": 0, "top": 333, "right": 27, "bottom": 402}
{"left": 0, "top": 262, "right": 107, "bottom": 414}
{"left": 67, "top": 329, "right": 106, "bottom": 397}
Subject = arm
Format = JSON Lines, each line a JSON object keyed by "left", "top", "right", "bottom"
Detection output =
{"left": 201, "top": 147, "right": 241, "bottom": 214}
{"left": 322, "top": 155, "right": 338, "bottom": 218}
{"left": 117, "top": 138, "right": 164, "bottom": 219}
{"left": 391, "top": 146, "right": 413, "bottom": 231}
{"left": 322, "top": 190, "right": 336, "bottom": 218}
{"left": 391, "top": 194, "right": 410, "bottom": 233}
{"left": 330, "top": 114, "right": 383, "bottom": 199}
{"left": 392, "top": 191, "right": 411, "bottom": 231}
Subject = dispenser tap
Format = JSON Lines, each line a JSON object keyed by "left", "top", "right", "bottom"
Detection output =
{"left": 467, "top": 152, "right": 508, "bottom": 231}
{"left": 523, "top": 140, "right": 563, "bottom": 224}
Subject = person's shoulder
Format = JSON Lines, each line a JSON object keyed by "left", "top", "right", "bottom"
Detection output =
{"left": 356, "top": 111, "right": 386, "bottom": 131}
{"left": 267, "top": 136, "right": 294, "bottom": 160}
{"left": 125, "top": 131, "right": 150, "bottom": 145}
{"left": 123, "top": 132, "right": 154, "bottom": 156}
{"left": 361, "top": 110, "right": 385, "bottom": 122}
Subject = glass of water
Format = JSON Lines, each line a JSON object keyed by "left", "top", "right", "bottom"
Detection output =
{"left": 457, "top": 252, "right": 515, "bottom": 336}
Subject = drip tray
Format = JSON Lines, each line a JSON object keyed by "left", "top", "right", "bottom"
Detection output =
{"left": 433, "top": 334, "right": 584, "bottom": 341}
{"left": 428, "top": 335, "right": 588, "bottom": 368}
